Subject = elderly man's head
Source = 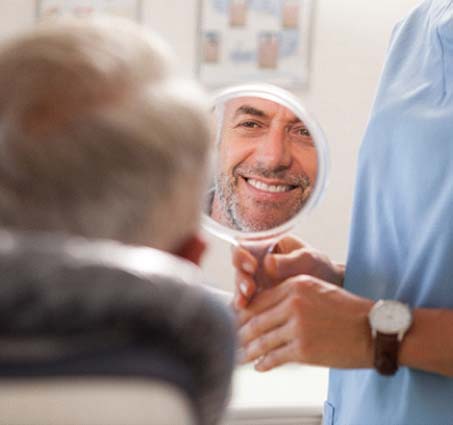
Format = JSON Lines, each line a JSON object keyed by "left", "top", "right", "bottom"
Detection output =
{"left": 0, "top": 18, "right": 211, "bottom": 258}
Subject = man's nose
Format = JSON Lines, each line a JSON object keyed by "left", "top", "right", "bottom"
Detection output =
{"left": 255, "top": 127, "right": 292, "bottom": 170}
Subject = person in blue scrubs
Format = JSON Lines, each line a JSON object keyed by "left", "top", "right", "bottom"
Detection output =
{"left": 233, "top": 0, "right": 453, "bottom": 423}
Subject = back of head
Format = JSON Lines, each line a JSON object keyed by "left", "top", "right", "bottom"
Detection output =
{"left": 0, "top": 18, "right": 211, "bottom": 251}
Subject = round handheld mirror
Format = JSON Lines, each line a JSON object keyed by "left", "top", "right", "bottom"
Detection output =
{"left": 203, "top": 84, "right": 329, "bottom": 290}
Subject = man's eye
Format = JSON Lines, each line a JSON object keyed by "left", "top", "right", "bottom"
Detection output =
{"left": 239, "top": 121, "right": 261, "bottom": 128}
{"left": 292, "top": 127, "right": 311, "bottom": 137}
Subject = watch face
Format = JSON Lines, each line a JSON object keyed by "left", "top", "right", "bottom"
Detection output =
{"left": 369, "top": 300, "right": 412, "bottom": 334}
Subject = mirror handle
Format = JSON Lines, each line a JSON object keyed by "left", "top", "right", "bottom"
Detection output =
{"left": 239, "top": 239, "right": 279, "bottom": 293}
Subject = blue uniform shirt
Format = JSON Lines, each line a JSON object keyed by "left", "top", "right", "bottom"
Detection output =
{"left": 325, "top": 1, "right": 453, "bottom": 424}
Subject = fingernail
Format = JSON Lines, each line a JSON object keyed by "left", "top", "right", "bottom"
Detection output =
{"left": 242, "top": 261, "right": 255, "bottom": 274}
{"left": 255, "top": 362, "right": 266, "bottom": 372}
{"left": 254, "top": 356, "right": 267, "bottom": 371}
{"left": 239, "top": 281, "right": 249, "bottom": 296}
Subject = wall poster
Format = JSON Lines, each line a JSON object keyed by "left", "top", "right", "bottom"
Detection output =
{"left": 36, "top": 0, "right": 142, "bottom": 22}
{"left": 198, "top": 0, "right": 313, "bottom": 88}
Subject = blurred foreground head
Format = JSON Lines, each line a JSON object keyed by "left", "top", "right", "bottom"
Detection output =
{"left": 0, "top": 18, "right": 211, "bottom": 253}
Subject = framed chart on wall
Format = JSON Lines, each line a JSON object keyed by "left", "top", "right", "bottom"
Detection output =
{"left": 197, "top": 0, "right": 314, "bottom": 88}
{"left": 36, "top": 0, "right": 142, "bottom": 22}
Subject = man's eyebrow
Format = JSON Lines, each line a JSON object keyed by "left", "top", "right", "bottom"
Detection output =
{"left": 233, "top": 105, "right": 267, "bottom": 119}
{"left": 288, "top": 117, "right": 304, "bottom": 125}
{"left": 232, "top": 104, "right": 305, "bottom": 126}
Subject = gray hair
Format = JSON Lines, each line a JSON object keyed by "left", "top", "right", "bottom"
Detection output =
{"left": 213, "top": 101, "right": 225, "bottom": 147}
{"left": 0, "top": 18, "right": 211, "bottom": 251}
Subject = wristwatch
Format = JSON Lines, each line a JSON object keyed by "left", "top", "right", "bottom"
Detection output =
{"left": 368, "top": 300, "right": 413, "bottom": 376}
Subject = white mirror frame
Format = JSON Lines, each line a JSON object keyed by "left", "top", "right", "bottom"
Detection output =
{"left": 202, "top": 83, "right": 329, "bottom": 244}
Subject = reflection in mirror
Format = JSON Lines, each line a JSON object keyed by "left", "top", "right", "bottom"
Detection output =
{"left": 207, "top": 95, "right": 318, "bottom": 233}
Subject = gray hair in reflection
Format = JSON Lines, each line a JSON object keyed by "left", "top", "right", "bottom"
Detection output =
{"left": 0, "top": 18, "right": 211, "bottom": 251}
{"left": 214, "top": 102, "right": 225, "bottom": 147}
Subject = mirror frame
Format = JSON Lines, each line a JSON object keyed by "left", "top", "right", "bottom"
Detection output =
{"left": 202, "top": 83, "right": 329, "bottom": 244}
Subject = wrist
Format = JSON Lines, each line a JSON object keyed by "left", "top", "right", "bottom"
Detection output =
{"left": 368, "top": 300, "right": 413, "bottom": 375}
{"left": 356, "top": 298, "right": 374, "bottom": 367}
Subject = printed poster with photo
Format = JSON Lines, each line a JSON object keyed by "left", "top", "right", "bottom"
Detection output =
{"left": 36, "top": 0, "right": 142, "bottom": 21}
{"left": 198, "top": 0, "right": 313, "bottom": 88}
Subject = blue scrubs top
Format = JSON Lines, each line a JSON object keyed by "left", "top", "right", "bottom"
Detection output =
{"left": 325, "top": 1, "right": 453, "bottom": 424}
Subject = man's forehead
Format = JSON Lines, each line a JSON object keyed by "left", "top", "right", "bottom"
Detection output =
{"left": 225, "top": 97, "right": 300, "bottom": 122}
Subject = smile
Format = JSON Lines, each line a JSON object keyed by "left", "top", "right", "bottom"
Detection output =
{"left": 245, "top": 178, "right": 296, "bottom": 193}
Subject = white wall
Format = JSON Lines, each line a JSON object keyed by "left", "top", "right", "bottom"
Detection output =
{"left": 0, "top": 0, "right": 420, "bottom": 291}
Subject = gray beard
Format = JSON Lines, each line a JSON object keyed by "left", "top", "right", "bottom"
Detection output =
{"left": 214, "top": 170, "right": 311, "bottom": 232}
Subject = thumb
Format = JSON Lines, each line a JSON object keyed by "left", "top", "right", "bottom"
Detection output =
{"left": 272, "top": 235, "right": 306, "bottom": 254}
{"left": 264, "top": 247, "right": 310, "bottom": 280}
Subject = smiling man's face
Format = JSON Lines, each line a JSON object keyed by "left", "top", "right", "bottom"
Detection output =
{"left": 211, "top": 97, "right": 318, "bottom": 232}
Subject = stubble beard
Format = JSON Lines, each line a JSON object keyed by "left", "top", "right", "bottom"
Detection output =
{"left": 214, "top": 167, "right": 312, "bottom": 232}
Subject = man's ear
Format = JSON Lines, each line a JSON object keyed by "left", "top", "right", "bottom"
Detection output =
{"left": 175, "top": 234, "right": 207, "bottom": 265}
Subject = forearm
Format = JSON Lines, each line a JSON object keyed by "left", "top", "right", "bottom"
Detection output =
{"left": 399, "top": 308, "right": 453, "bottom": 377}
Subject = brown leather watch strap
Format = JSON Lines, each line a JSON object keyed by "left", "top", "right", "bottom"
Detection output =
{"left": 374, "top": 332, "right": 399, "bottom": 375}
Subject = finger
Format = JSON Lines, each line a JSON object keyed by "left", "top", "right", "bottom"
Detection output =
{"left": 240, "top": 324, "right": 292, "bottom": 364}
{"left": 234, "top": 293, "right": 248, "bottom": 310}
{"left": 238, "top": 297, "right": 291, "bottom": 346}
{"left": 234, "top": 270, "right": 256, "bottom": 306}
{"left": 233, "top": 291, "right": 247, "bottom": 311}
{"left": 237, "top": 282, "right": 291, "bottom": 326}
{"left": 264, "top": 247, "right": 313, "bottom": 280}
{"left": 273, "top": 235, "right": 307, "bottom": 254}
{"left": 232, "top": 246, "right": 258, "bottom": 274}
{"left": 254, "top": 340, "right": 300, "bottom": 372}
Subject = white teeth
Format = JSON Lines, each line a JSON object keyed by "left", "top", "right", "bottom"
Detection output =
{"left": 247, "top": 178, "right": 292, "bottom": 193}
